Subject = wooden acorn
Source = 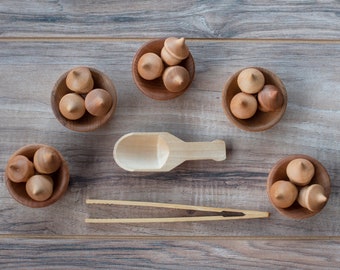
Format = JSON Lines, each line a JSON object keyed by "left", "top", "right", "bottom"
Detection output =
{"left": 85, "top": 88, "right": 113, "bottom": 116}
{"left": 59, "top": 93, "right": 86, "bottom": 120}
{"left": 161, "top": 37, "right": 189, "bottom": 66}
{"left": 66, "top": 67, "right": 94, "bottom": 94}
{"left": 33, "top": 146, "right": 62, "bottom": 174}
{"left": 269, "top": 180, "right": 298, "bottom": 208}
{"left": 230, "top": 92, "right": 258, "bottom": 119}
{"left": 286, "top": 158, "right": 315, "bottom": 186}
{"left": 162, "top": 66, "right": 190, "bottom": 93}
{"left": 26, "top": 174, "right": 54, "bottom": 202}
{"left": 137, "top": 52, "right": 164, "bottom": 80}
{"left": 6, "top": 155, "right": 35, "bottom": 183}
{"left": 298, "top": 184, "right": 328, "bottom": 212}
{"left": 237, "top": 68, "right": 265, "bottom": 94}
{"left": 257, "top": 85, "right": 284, "bottom": 112}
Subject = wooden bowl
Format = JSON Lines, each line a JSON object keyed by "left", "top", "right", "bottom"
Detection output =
{"left": 267, "top": 154, "right": 331, "bottom": 219}
{"left": 222, "top": 67, "right": 287, "bottom": 132}
{"left": 5, "top": 144, "right": 69, "bottom": 208}
{"left": 132, "top": 39, "right": 195, "bottom": 100}
{"left": 51, "top": 67, "right": 117, "bottom": 132}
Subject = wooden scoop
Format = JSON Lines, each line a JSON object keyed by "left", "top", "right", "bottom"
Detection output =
{"left": 113, "top": 132, "right": 226, "bottom": 172}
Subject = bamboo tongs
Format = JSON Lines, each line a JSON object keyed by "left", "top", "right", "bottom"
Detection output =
{"left": 85, "top": 199, "right": 270, "bottom": 223}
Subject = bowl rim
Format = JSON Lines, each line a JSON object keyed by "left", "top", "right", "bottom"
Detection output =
{"left": 222, "top": 66, "right": 288, "bottom": 132}
{"left": 51, "top": 66, "right": 117, "bottom": 132}
{"left": 132, "top": 38, "right": 195, "bottom": 100}
{"left": 5, "top": 144, "right": 70, "bottom": 208}
{"left": 266, "top": 154, "right": 331, "bottom": 219}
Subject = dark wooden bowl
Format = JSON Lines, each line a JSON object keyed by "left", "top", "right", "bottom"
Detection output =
{"left": 267, "top": 154, "right": 331, "bottom": 219}
{"left": 132, "top": 39, "right": 195, "bottom": 100}
{"left": 51, "top": 67, "right": 117, "bottom": 132}
{"left": 5, "top": 144, "right": 69, "bottom": 208}
{"left": 222, "top": 67, "right": 287, "bottom": 132}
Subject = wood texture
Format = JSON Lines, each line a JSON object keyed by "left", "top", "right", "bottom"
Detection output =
{"left": 0, "top": 1, "right": 339, "bottom": 269}
{"left": 0, "top": 1, "right": 339, "bottom": 39}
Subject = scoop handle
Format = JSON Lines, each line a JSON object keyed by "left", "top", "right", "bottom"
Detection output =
{"left": 179, "top": 140, "right": 226, "bottom": 162}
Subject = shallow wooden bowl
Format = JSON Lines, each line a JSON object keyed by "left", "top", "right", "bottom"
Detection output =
{"left": 222, "top": 67, "right": 287, "bottom": 132}
{"left": 51, "top": 67, "right": 117, "bottom": 132}
{"left": 132, "top": 39, "right": 195, "bottom": 100}
{"left": 267, "top": 154, "right": 331, "bottom": 219}
{"left": 5, "top": 144, "right": 69, "bottom": 208}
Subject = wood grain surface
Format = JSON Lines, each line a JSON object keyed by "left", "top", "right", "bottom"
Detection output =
{"left": 0, "top": 1, "right": 339, "bottom": 269}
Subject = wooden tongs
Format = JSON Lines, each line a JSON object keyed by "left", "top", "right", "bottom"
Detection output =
{"left": 85, "top": 199, "right": 269, "bottom": 223}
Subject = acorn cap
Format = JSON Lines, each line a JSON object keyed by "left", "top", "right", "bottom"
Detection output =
{"left": 229, "top": 92, "right": 258, "bottom": 119}
{"left": 162, "top": 66, "right": 190, "bottom": 92}
{"left": 161, "top": 37, "right": 189, "bottom": 65}
{"left": 85, "top": 88, "right": 113, "bottom": 116}
{"left": 137, "top": 52, "right": 164, "bottom": 80}
{"left": 286, "top": 158, "right": 315, "bottom": 186}
{"left": 257, "top": 85, "right": 284, "bottom": 112}
{"left": 66, "top": 67, "right": 94, "bottom": 94}
{"left": 269, "top": 180, "right": 298, "bottom": 208}
{"left": 298, "top": 184, "right": 328, "bottom": 212}
{"left": 26, "top": 174, "right": 54, "bottom": 202}
{"left": 6, "top": 155, "right": 35, "bottom": 183}
{"left": 237, "top": 68, "right": 265, "bottom": 94}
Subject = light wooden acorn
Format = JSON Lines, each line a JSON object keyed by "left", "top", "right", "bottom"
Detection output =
{"left": 161, "top": 37, "right": 189, "bottom": 66}
{"left": 6, "top": 155, "right": 35, "bottom": 183}
{"left": 33, "top": 146, "right": 62, "bottom": 174}
{"left": 162, "top": 66, "right": 191, "bottom": 92}
{"left": 258, "top": 85, "right": 284, "bottom": 112}
{"left": 286, "top": 158, "right": 315, "bottom": 186}
{"left": 298, "top": 184, "right": 328, "bottom": 212}
{"left": 85, "top": 88, "right": 113, "bottom": 116}
{"left": 66, "top": 66, "right": 94, "bottom": 94}
{"left": 230, "top": 92, "right": 258, "bottom": 119}
{"left": 269, "top": 180, "right": 298, "bottom": 208}
{"left": 237, "top": 68, "right": 265, "bottom": 94}
{"left": 26, "top": 174, "right": 54, "bottom": 202}
{"left": 59, "top": 93, "right": 86, "bottom": 120}
{"left": 137, "top": 52, "right": 164, "bottom": 80}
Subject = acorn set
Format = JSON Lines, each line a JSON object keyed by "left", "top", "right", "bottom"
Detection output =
{"left": 137, "top": 37, "right": 191, "bottom": 93}
{"left": 269, "top": 158, "right": 327, "bottom": 212}
{"left": 5, "top": 37, "right": 330, "bottom": 219}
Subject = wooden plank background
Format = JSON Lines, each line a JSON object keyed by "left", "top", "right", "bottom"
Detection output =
{"left": 0, "top": 1, "right": 339, "bottom": 269}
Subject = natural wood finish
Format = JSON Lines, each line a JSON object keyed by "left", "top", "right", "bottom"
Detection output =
{"left": 222, "top": 67, "right": 287, "bottom": 131}
{"left": 4, "top": 144, "right": 69, "bottom": 208}
{"left": 267, "top": 154, "right": 331, "bottom": 219}
{"left": 85, "top": 199, "right": 269, "bottom": 223}
{"left": 51, "top": 67, "right": 117, "bottom": 132}
{"left": 132, "top": 39, "right": 195, "bottom": 100}
{"left": 0, "top": 1, "right": 340, "bottom": 268}
{"left": 113, "top": 132, "right": 226, "bottom": 172}
{"left": 0, "top": 1, "right": 339, "bottom": 40}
